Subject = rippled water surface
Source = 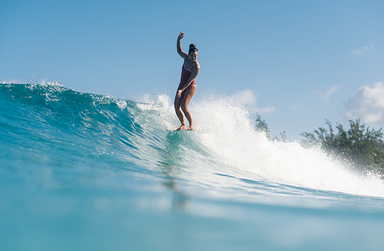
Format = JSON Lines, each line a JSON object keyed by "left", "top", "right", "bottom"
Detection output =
{"left": 1, "top": 83, "right": 384, "bottom": 251}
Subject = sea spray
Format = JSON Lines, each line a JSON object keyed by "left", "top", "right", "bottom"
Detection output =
{"left": 165, "top": 95, "right": 384, "bottom": 197}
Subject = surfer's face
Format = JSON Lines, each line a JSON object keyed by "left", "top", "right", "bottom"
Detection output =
{"left": 189, "top": 51, "right": 198, "bottom": 61}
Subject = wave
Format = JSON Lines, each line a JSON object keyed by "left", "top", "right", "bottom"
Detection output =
{"left": 1, "top": 83, "right": 383, "bottom": 198}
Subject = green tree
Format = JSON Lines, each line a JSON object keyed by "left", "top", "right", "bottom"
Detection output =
{"left": 255, "top": 114, "right": 270, "bottom": 138}
{"left": 254, "top": 114, "right": 288, "bottom": 142}
{"left": 301, "top": 119, "right": 384, "bottom": 174}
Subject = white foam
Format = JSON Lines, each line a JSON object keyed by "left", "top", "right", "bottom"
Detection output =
{"left": 146, "top": 94, "right": 384, "bottom": 197}
{"left": 192, "top": 96, "right": 384, "bottom": 197}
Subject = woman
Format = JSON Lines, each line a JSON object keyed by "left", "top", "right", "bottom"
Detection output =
{"left": 174, "top": 32, "right": 200, "bottom": 130}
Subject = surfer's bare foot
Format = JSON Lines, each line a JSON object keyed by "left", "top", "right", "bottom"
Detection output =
{"left": 177, "top": 124, "right": 186, "bottom": 131}
{"left": 188, "top": 125, "right": 195, "bottom": 130}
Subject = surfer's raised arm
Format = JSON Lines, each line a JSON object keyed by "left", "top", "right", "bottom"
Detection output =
{"left": 177, "top": 32, "right": 188, "bottom": 59}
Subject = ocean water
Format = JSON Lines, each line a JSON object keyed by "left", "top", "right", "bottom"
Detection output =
{"left": 1, "top": 83, "right": 384, "bottom": 251}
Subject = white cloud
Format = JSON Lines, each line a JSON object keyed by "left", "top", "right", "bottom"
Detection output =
{"left": 315, "top": 85, "right": 343, "bottom": 102}
{"left": 348, "top": 46, "right": 375, "bottom": 56}
{"left": 254, "top": 106, "right": 276, "bottom": 114}
{"left": 324, "top": 85, "right": 343, "bottom": 101}
{"left": 232, "top": 89, "right": 257, "bottom": 106}
{"left": 290, "top": 102, "right": 303, "bottom": 111}
{"left": 231, "top": 90, "right": 276, "bottom": 114}
{"left": 345, "top": 82, "right": 384, "bottom": 125}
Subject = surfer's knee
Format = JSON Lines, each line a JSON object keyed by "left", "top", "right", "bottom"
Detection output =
{"left": 175, "top": 108, "right": 182, "bottom": 116}
{"left": 181, "top": 103, "right": 188, "bottom": 113}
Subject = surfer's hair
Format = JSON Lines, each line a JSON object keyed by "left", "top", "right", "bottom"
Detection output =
{"left": 189, "top": 44, "right": 198, "bottom": 53}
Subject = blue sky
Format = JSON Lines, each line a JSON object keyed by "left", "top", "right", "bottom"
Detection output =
{"left": 1, "top": 0, "right": 384, "bottom": 139}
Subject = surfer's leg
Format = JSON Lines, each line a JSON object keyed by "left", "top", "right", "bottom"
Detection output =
{"left": 174, "top": 90, "right": 186, "bottom": 130}
{"left": 181, "top": 85, "right": 196, "bottom": 130}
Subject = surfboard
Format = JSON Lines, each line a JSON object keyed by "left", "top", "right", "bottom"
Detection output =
{"left": 167, "top": 125, "right": 196, "bottom": 131}
{"left": 159, "top": 115, "right": 196, "bottom": 131}
{"left": 170, "top": 128, "right": 196, "bottom": 132}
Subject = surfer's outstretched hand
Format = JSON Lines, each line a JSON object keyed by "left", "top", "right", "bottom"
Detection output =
{"left": 177, "top": 90, "right": 182, "bottom": 98}
{"left": 178, "top": 32, "right": 184, "bottom": 40}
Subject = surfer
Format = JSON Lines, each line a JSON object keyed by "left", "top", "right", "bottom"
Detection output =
{"left": 174, "top": 32, "right": 200, "bottom": 130}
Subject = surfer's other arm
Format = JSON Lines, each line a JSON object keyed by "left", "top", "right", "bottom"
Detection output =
{"left": 177, "top": 66, "right": 200, "bottom": 98}
{"left": 177, "top": 32, "right": 188, "bottom": 59}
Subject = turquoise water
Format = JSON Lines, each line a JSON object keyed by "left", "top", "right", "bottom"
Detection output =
{"left": 1, "top": 83, "right": 384, "bottom": 251}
